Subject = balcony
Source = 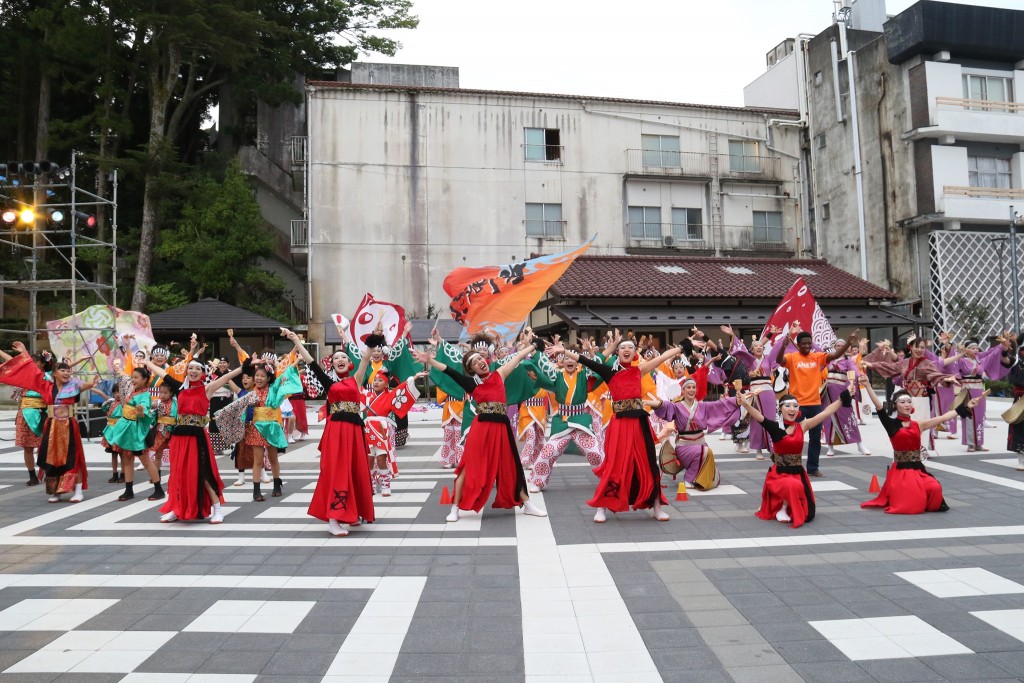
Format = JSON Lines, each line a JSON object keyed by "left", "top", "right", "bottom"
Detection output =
{"left": 625, "top": 149, "right": 711, "bottom": 177}
{"left": 924, "top": 98, "right": 1024, "bottom": 143}
{"left": 625, "top": 150, "right": 784, "bottom": 181}
{"left": 290, "top": 136, "right": 307, "bottom": 192}
{"left": 939, "top": 186, "right": 1024, "bottom": 226}
{"left": 626, "top": 224, "right": 791, "bottom": 255}
{"left": 290, "top": 219, "right": 309, "bottom": 252}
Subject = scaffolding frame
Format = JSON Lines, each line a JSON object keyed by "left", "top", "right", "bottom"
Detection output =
{"left": 0, "top": 151, "right": 118, "bottom": 352}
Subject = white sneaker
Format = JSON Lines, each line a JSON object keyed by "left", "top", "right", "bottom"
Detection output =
{"left": 261, "top": 474, "right": 271, "bottom": 484}
{"left": 593, "top": 507, "right": 607, "bottom": 524}
{"left": 328, "top": 519, "right": 349, "bottom": 536}
{"left": 160, "top": 511, "right": 178, "bottom": 523}
{"left": 381, "top": 485, "right": 391, "bottom": 497}
{"left": 521, "top": 500, "right": 547, "bottom": 517}
{"left": 291, "top": 430, "right": 301, "bottom": 439}
{"left": 48, "top": 495, "right": 60, "bottom": 503}
{"left": 288, "top": 437, "right": 296, "bottom": 444}
{"left": 209, "top": 507, "right": 224, "bottom": 524}
{"left": 70, "top": 485, "right": 84, "bottom": 503}
{"left": 826, "top": 447, "right": 835, "bottom": 457}
{"left": 776, "top": 505, "right": 791, "bottom": 523}
{"left": 857, "top": 443, "right": 871, "bottom": 456}
{"left": 446, "top": 505, "right": 460, "bottom": 523}
{"left": 527, "top": 483, "right": 541, "bottom": 494}
{"left": 233, "top": 472, "right": 245, "bottom": 487}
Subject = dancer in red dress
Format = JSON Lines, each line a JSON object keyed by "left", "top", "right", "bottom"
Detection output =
{"left": 859, "top": 378, "right": 977, "bottom": 514}
{"left": 285, "top": 328, "right": 374, "bottom": 537}
{"left": 581, "top": 337, "right": 683, "bottom": 523}
{"left": 413, "top": 335, "right": 547, "bottom": 523}
{"left": 738, "top": 386, "right": 851, "bottom": 528}
{"left": 146, "top": 358, "right": 242, "bottom": 524}
{"left": 0, "top": 343, "right": 98, "bottom": 503}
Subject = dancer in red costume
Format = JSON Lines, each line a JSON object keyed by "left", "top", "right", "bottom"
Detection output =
{"left": 859, "top": 378, "right": 977, "bottom": 514}
{"left": 412, "top": 334, "right": 547, "bottom": 523}
{"left": 579, "top": 336, "right": 683, "bottom": 523}
{"left": 738, "top": 385, "right": 851, "bottom": 528}
{"left": 146, "top": 357, "right": 242, "bottom": 524}
{"left": 0, "top": 343, "right": 98, "bottom": 503}
{"left": 284, "top": 328, "right": 373, "bottom": 537}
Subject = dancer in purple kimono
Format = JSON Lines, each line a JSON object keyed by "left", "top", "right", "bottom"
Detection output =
{"left": 823, "top": 349, "right": 870, "bottom": 456}
{"left": 932, "top": 334, "right": 961, "bottom": 439}
{"left": 730, "top": 331, "right": 778, "bottom": 460}
{"left": 950, "top": 337, "right": 1012, "bottom": 451}
{"left": 645, "top": 377, "right": 739, "bottom": 490}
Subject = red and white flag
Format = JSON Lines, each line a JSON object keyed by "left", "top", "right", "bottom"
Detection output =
{"left": 761, "top": 278, "right": 837, "bottom": 350}
{"left": 349, "top": 293, "right": 408, "bottom": 349}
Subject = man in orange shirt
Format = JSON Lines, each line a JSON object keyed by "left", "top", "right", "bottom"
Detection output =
{"left": 775, "top": 329, "right": 857, "bottom": 477}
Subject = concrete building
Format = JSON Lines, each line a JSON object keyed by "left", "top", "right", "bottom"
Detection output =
{"left": 302, "top": 78, "right": 805, "bottom": 345}
{"left": 746, "top": 0, "right": 1024, "bottom": 340}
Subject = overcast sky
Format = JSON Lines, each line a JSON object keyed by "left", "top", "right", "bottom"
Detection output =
{"left": 370, "top": 0, "right": 1023, "bottom": 107}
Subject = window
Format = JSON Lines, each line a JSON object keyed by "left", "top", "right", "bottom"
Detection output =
{"left": 753, "top": 211, "right": 784, "bottom": 244}
{"left": 525, "top": 128, "right": 561, "bottom": 161}
{"left": 729, "top": 140, "right": 762, "bottom": 173}
{"left": 641, "top": 135, "right": 681, "bottom": 168}
{"left": 968, "top": 156, "right": 1011, "bottom": 189}
{"left": 963, "top": 74, "right": 1012, "bottom": 108}
{"left": 816, "top": 132, "right": 827, "bottom": 149}
{"left": 822, "top": 202, "right": 831, "bottom": 220}
{"left": 628, "top": 206, "right": 662, "bottom": 239}
{"left": 525, "top": 203, "right": 564, "bottom": 237}
{"left": 671, "top": 207, "right": 703, "bottom": 241}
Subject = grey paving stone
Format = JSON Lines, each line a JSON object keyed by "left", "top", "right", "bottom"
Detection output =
{"left": 697, "top": 624, "right": 769, "bottom": 646}
{"left": 134, "top": 646, "right": 211, "bottom": 673}
{"left": 790, "top": 661, "right": 879, "bottom": 682}
{"left": 923, "top": 653, "right": 1023, "bottom": 681}
{"left": 709, "top": 642, "right": 786, "bottom": 667}
{"left": 196, "top": 651, "right": 273, "bottom": 675}
{"left": 219, "top": 633, "right": 288, "bottom": 652}
{"left": 727, "top": 664, "right": 805, "bottom": 683}
{"left": 649, "top": 646, "right": 721, "bottom": 671}
{"left": 856, "top": 658, "right": 945, "bottom": 682}
{"left": 684, "top": 609, "right": 750, "bottom": 627}
{"left": 661, "top": 668, "right": 734, "bottom": 683}
{"left": 261, "top": 650, "right": 337, "bottom": 676}
{"left": 771, "top": 638, "right": 849, "bottom": 664}
{"left": 982, "top": 649, "right": 1024, "bottom": 678}
{"left": 456, "top": 651, "right": 524, "bottom": 676}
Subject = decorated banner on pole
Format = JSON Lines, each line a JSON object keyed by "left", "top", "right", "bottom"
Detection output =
{"left": 761, "top": 278, "right": 838, "bottom": 350}
{"left": 45, "top": 305, "right": 156, "bottom": 375}
{"left": 348, "top": 294, "right": 408, "bottom": 349}
{"left": 444, "top": 236, "right": 595, "bottom": 339}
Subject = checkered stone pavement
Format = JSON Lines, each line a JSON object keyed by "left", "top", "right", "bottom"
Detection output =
{"left": 1, "top": 402, "right": 1024, "bottom": 681}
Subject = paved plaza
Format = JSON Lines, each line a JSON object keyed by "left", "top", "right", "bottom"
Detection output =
{"left": 1, "top": 401, "right": 1024, "bottom": 682}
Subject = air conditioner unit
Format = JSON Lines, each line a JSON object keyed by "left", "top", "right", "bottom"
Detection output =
{"left": 662, "top": 235, "right": 676, "bottom": 248}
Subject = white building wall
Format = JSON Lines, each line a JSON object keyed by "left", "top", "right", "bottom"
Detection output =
{"left": 743, "top": 53, "right": 800, "bottom": 111}
{"left": 306, "top": 87, "right": 801, "bottom": 341}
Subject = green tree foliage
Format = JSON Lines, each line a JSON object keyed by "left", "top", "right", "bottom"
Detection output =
{"left": 947, "top": 294, "right": 992, "bottom": 340}
{"left": 157, "top": 160, "right": 288, "bottom": 317}
{"left": 0, "top": 0, "right": 418, "bottom": 315}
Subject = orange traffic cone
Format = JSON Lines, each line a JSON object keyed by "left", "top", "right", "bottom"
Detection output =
{"left": 674, "top": 481, "right": 688, "bottom": 502}
{"left": 868, "top": 474, "right": 880, "bottom": 493}
{"left": 439, "top": 486, "right": 453, "bottom": 505}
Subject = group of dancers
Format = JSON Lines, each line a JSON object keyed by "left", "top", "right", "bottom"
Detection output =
{"left": 0, "top": 320, "right": 1017, "bottom": 536}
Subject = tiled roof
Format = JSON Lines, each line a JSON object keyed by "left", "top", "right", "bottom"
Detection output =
{"left": 550, "top": 256, "right": 897, "bottom": 300}
{"left": 148, "top": 298, "right": 287, "bottom": 332}
{"left": 306, "top": 81, "right": 800, "bottom": 117}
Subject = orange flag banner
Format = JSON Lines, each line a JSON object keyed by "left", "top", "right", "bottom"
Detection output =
{"left": 444, "top": 236, "right": 595, "bottom": 338}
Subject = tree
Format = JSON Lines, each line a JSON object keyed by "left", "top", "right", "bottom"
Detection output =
{"left": 157, "top": 159, "right": 289, "bottom": 318}
{"left": 127, "top": 0, "right": 418, "bottom": 310}
{"left": 947, "top": 294, "right": 991, "bottom": 340}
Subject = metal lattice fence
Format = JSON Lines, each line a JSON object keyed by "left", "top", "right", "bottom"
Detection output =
{"left": 929, "top": 230, "right": 1024, "bottom": 340}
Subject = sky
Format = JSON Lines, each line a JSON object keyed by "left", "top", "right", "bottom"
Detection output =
{"left": 370, "top": 0, "right": 1024, "bottom": 107}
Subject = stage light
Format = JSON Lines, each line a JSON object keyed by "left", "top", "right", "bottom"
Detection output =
{"left": 19, "top": 208, "right": 35, "bottom": 224}
{"left": 49, "top": 209, "right": 65, "bottom": 223}
{"left": 1, "top": 209, "right": 16, "bottom": 224}
{"left": 73, "top": 211, "right": 96, "bottom": 228}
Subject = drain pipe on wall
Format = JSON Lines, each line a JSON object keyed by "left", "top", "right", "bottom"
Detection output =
{"left": 845, "top": 51, "right": 869, "bottom": 279}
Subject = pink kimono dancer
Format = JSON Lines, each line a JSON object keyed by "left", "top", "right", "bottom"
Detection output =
{"left": 953, "top": 347, "right": 1008, "bottom": 450}
{"left": 653, "top": 396, "right": 738, "bottom": 489}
